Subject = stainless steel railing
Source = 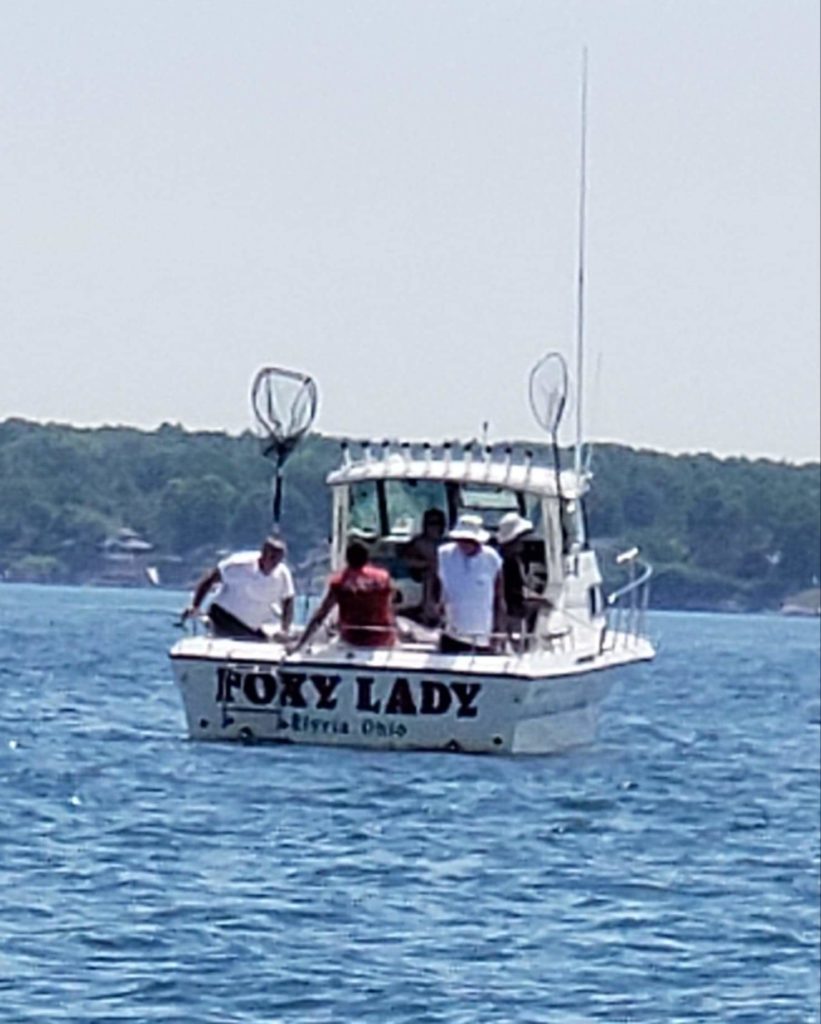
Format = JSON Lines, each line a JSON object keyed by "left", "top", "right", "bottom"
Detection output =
{"left": 601, "top": 548, "right": 653, "bottom": 650}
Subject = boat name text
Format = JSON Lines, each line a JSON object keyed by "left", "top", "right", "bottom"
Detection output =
{"left": 215, "top": 668, "right": 481, "bottom": 718}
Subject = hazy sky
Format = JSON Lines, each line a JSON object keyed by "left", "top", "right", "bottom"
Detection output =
{"left": 2, "top": 0, "right": 819, "bottom": 462}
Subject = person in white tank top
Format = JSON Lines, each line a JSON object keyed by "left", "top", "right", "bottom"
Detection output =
{"left": 436, "top": 514, "right": 505, "bottom": 653}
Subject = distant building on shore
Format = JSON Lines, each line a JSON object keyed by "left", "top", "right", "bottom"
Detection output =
{"left": 97, "top": 528, "right": 155, "bottom": 586}
{"left": 780, "top": 587, "right": 821, "bottom": 617}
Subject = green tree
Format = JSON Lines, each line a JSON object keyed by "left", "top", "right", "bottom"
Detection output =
{"left": 155, "top": 475, "right": 238, "bottom": 553}
{"left": 0, "top": 418, "right": 817, "bottom": 607}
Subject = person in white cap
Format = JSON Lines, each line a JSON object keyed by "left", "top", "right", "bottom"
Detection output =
{"left": 182, "top": 535, "right": 295, "bottom": 640}
{"left": 495, "top": 511, "right": 545, "bottom": 639}
{"left": 436, "top": 514, "right": 505, "bottom": 653}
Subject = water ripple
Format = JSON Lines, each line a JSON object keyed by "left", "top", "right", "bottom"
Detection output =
{"left": 0, "top": 588, "right": 818, "bottom": 1022}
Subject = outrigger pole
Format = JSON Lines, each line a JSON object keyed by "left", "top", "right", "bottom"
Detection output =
{"left": 574, "top": 47, "right": 589, "bottom": 480}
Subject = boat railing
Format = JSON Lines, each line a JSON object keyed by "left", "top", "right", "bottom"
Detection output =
{"left": 601, "top": 548, "right": 653, "bottom": 651}
{"left": 182, "top": 611, "right": 557, "bottom": 657}
{"left": 181, "top": 604, "right": 640, "bottom": 660}
{"left": 313, "top": 620, "right": 579, "bottom": 657}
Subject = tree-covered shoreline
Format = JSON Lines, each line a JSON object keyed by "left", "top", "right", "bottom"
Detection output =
{"left": 1, "top": 418, "right": 818, "bottom": 612}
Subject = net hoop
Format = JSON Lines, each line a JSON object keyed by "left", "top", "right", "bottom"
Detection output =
{"left": 251, "top": 366, "right": 318, "bottom": 460}
{"left": 250, "top": 365, "right": 319, "bottom": 525}
{"left": 528, "top": 351, "right": 569, "bottom": 438}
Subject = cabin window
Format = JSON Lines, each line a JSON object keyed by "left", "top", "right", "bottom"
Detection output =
{"left": 456, "top": 484, "right": 523, "bottom": 529}
{"left": 347, "top": 479, "right": 448, "bottom": 540}
{"left": 348, "top": 481, "right": 381, "bottom": 538}
{"left": 345, "top": 479, "right": 449, "bottom": 606}
{"left": 524, "top": 494, "right": 543, "bottom": 529}
{"left": 383, "top": 479, "right": 447, "bottom": 539}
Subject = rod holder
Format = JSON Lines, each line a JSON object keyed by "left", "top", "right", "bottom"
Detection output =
{"left": 503, "top": 445, "right": 513, "bottom": 473}
{"left": 463, "top": 441, "right": 474, "bottom": 476}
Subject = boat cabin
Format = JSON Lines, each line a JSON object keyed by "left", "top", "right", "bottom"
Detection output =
{"left": 326, "top": 443, "right": 607, "bottom": 641}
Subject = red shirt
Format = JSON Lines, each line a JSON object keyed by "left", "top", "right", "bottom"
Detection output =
{"left": 330, "top": 565, "right": 396, "bottom": 647}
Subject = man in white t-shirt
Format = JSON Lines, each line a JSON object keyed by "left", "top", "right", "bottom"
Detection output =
{"left": 183, "top": 535, "right": 295, "bottom": 640}
{"left": 436, "top": 514, "right": 505, "bottom": 653}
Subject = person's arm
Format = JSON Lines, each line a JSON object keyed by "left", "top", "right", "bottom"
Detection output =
{"left": 291, "top": 589, "right": 337, "bottom": 651}
{"left": 386, "top": 579, "right": 398, "bottom": 626}
{"left": 401, "top": 538, "right": 431, "bottom": 577}
{"left": 431, "top": 567, "right": 445, "bottom": 627}
{"left": 182, "top": 567, "right": 220, "bottom": 620}
{"left": 522, "top": 568, "right": 554, "bottom": 610}
{"left": 491, "top": 569, "right": 506, "bottom": 650}
{"left": 280, "top": 596, "right": 294, "bottom": 634}
{"left": 271, "top": 566, "right": 296, "bottom": 640}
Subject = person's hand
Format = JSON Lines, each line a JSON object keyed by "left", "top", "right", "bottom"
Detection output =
{"left": 397, "top": 623, "right": 417, "bottom": 643}
{"left": 181, "top": 605, "right": 197, "bottom": 622}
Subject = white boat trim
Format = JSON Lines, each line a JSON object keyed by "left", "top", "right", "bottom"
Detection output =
{"left": 327, "top": 456, "right": 586, "bottom": 500}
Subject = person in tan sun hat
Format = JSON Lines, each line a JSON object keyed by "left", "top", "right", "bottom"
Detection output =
{"left": 496, "top": 511, "right": 551, "bottom": 639}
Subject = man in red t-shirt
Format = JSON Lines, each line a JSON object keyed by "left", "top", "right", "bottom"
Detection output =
{"left": 292, "top": 541, "right": 396, "bottom": 650}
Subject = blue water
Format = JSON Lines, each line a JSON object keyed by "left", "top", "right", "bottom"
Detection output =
{"left": 0, "top": 585, "right": 818, "bottom": 1023}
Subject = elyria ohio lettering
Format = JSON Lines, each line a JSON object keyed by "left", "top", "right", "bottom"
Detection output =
{"left": 216, "top": 668, "right": 481, "bottom": 719}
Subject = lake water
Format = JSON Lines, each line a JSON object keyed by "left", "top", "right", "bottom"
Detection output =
{"left": 0, "top": 584, "right": 818, "bottom": 1023}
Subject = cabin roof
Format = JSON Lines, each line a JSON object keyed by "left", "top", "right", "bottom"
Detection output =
{"left": 326, "top": 455, "right": 587, "bottom": 498}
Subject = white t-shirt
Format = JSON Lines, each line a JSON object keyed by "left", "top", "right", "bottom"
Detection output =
{"left": 213, "top": 551, "right": 295, "bottom": 630}
{"left": 437, "top": 542, "right": 502, "bottom": 646}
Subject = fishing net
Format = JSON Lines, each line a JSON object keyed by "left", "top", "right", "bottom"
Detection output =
{"left": 528, "top": 351, "right": 569, "bottom": 498}
{"left": 528, "top": 351, "right": 569, "bottom": 438}
{"left": 251, "top": 366, "right": 319, "bottom": 525}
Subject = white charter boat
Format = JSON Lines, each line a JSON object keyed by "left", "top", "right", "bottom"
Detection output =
{"left": 169, "top": 358, "right": 655, "bottom": 755}
{"left": 170, "top": 65, "right": 654, "bottom": 753}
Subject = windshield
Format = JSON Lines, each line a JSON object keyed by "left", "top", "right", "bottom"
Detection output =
{"left": 348, "top": 479, "right": 448, "bottom": 539}
{"left": 457, "top": 484, "right": 526, "bottom": 530}
{"left": 347, "top": 479, "right": 544, "bottom": 539}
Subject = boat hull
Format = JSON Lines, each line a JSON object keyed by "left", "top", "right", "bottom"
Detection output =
{"left": 169, "top": 635, "right": 654, "bottom": 755}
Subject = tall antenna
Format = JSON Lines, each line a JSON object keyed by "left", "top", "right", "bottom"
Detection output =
{"left": 574, "top": 48, "right": 589, "bottom": 479}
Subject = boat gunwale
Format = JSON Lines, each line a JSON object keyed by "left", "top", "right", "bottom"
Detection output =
{"left": 168, "top": 640, "right": 654, "bottom": 681}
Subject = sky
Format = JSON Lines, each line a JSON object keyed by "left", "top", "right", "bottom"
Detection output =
{"left": 2, "top": 0, "right": 819, "bottom": 463}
